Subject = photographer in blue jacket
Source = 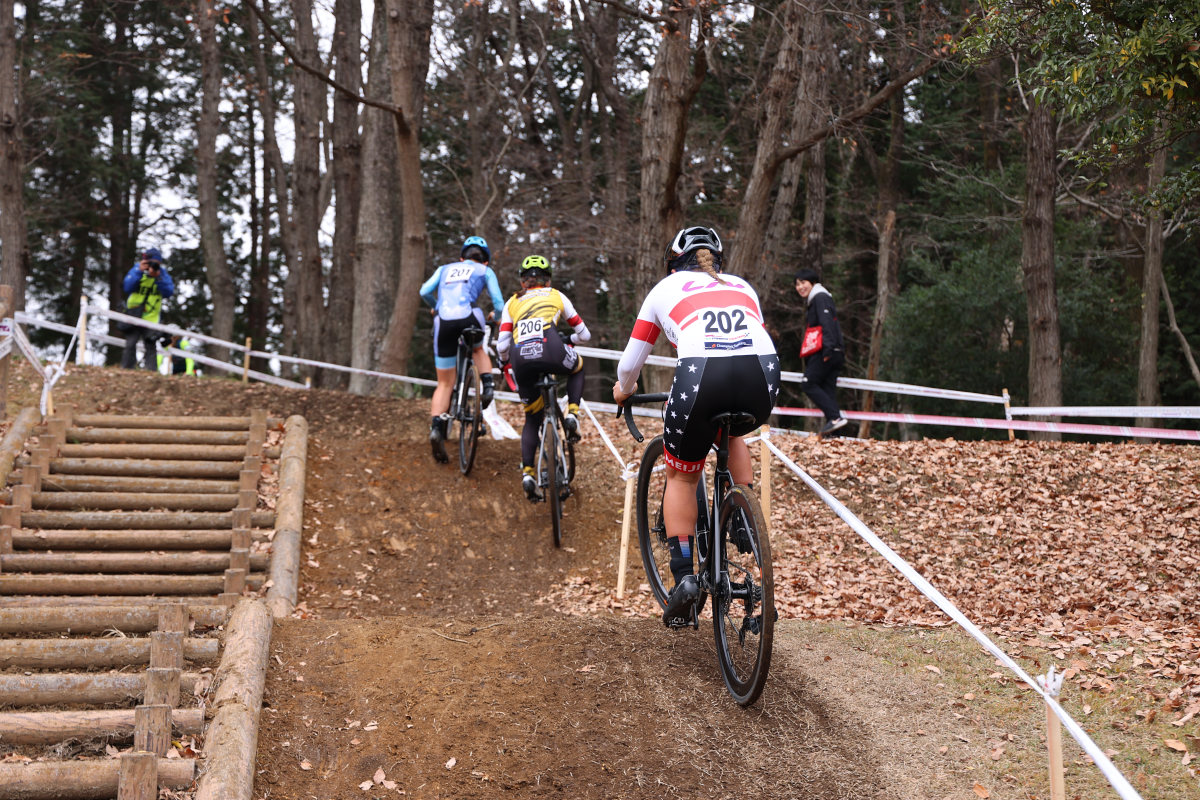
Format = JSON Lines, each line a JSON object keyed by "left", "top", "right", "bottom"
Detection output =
{"left": 120, "top": 247, "right": 175, "bottom": 370}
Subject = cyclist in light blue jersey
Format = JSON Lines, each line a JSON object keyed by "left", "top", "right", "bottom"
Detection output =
{"left": 420, "top": 236, "right": 505, "bottom": 463}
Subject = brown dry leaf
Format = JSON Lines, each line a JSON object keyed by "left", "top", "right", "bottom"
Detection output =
{"left": 299, "top": 760, "right": 313, "bottom": 771}
{"left": 937, "top": 746, "right": 949, "bottom": 754}
{"left": 374, "top": 767, "right": 386, "bottom": 784}
{"left": 924, "top": 665, "right": 942, "bottom": 675}
{"left": 1163, "top": 739, "right": 1188, "bottom": 752}
{"left": 445, "top": 757, "right": 457, "bottom": 769}
{"left": 359, "top": 780, "right": 374, "bottom": 791}
{"left": 972, "top": 783, "right": 990, "bottom": 798}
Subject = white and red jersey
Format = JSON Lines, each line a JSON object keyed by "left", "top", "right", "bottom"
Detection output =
{"left": 617, "top": 270, "right": 776, "bottom": 395}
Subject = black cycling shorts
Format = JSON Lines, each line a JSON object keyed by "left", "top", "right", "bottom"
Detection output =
{"left": 433, "top": 308, "right": 488, "bottom": 363}
{"left": 661, "top": 353, "right": 780, "bottom": 472}
{"left": 511, "top": 327, "right": 581, "bottom": 412}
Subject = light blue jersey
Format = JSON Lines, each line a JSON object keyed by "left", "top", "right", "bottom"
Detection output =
{"left": 420, "top": 259, "right": 504, "bottom": 321}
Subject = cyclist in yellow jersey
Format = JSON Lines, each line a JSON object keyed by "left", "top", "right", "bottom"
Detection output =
{"left": 496, "top": 256, "right": 592, "bottom": 501}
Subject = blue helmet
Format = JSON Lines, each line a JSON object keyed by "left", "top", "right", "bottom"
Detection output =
{"left": 461, "top": 236, "right": 490, "bottom": 262}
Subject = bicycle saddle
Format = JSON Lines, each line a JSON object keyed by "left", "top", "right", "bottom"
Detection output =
{"left": 709, "top": 411, "right": 758, "bottom": 429}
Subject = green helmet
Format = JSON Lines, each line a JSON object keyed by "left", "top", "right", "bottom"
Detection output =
{"left": 520, "top": 254, "right": 551, "bottom": 277}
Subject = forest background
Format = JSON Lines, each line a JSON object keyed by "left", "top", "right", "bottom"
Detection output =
{"left": 0, "top": 0, "right": 1197, "bottom": 438}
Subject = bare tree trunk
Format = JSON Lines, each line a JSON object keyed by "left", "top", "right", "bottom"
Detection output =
{"left": 1021, "top": 98, "right": 1062, "bottom": 440}
{"left": 764, "top": 3, "right": 828, "bottom": 280}
{"left": 195, "top": 0, "right": 237, "bottom": 360}
{"left": 0, "top": 0, "right": 28, "bottom": 309}
{"left": 1135, "top": 141, "right": 1167, "bottom": 430}
{"left": 247, "top": 102, "right": 270, "bottom": 376}
{"left": 323, "top": 0, "right": 363, "bottom": 386}
{"left": 248, "top": 6, "right": 299, "bottom": 359}
{"left": 290, "top": 0, "right": 327, "bottom": 371}
{"left": 350, "top": 0, "right": 401, "bottom": 395}
{"left": 377, "top": 0, "right": 434, "bottom": 378}
{"left": 634, "top": 2, "right": 706, "bottom": 302}
{"left": 859, "top": 91, "right": 905, "bottom": 437}
{"left": 730, "top": 0, "right": 802, "bottom": 285}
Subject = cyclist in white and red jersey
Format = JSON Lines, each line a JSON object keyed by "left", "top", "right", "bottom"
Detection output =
{"left": 613, "top": 226, "right": 779, "bottom": 626}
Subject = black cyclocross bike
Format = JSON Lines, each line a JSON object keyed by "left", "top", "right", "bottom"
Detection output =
{"left": 447, "top": 324, "right": 490, "bottom": 475}
{"left": 529, "top": 373, "right": 577, "bottom": 548}
{"left": 618, "top": 393, "right": 774, "bottom": 706}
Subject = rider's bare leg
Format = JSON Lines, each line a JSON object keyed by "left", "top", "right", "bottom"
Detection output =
{"left": 431, "top": 367, "right": 456, "bottom": 416}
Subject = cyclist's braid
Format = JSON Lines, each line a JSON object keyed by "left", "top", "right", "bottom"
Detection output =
{"left": 696, "top": 248, "right": 727, "bottom": 285}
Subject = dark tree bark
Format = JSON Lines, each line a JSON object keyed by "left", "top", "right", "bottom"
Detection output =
{"left": 1135, "top": 140, "right": 1167, "bottom": 429}
{"left": 859, "top": 90, "right": 906, "bottom": 436}
{"left": 633, "top": 2, "right": 707, "bottom": 301}
{"left": 764, "top": 2, "right": 829, "bottom": 284}
{"left": 290, "top": 0, "right": 328, "bottom": 371}
{"left": 247, "top": 101, "right": 270, "bottom": 376}
{"left": 729, "top": 0, "right": 803, "bottom": 285}
{"left": 0, "top": 0, "right": 28, "bottom": 309}
{"left": 1021, "top": 97, "right": 1062, "bottom": 440}
{"left": 195, "top": 0, "right": 237, "bottom": 360}
{"left": 377, "top": 0, "right": 434, "bottom": 377}
{"left": 323, "top": 0, "right": 363, "bottom": 386}
{"left": 350, "top": 0, "right": 401, "bottom": 394}
{"left": 247, "top": 5, "right": 299, "bottom": 356}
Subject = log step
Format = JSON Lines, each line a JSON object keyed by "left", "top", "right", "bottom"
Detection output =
{"left": 0, "top": 595, "right": 234, "bottom": 608}
{"left": 0, "top": 708, "right": 204, "bottom": 745}
{"left": 0, "top": 604, "right": 228, "bottom": 634}
{"left": 0, "top": 573, "right": 264, "bottom": 596}
{"left": 35, "top": 474, "right": 239, "bottom": 494}
{"left": 72, "top": 414, "right": 255, "bottom": 430}
{"left": 0, "top": 637, "right": 219, "bottom": 669}
{"left": 1, "top": 551, "right": 268, "bottom": 574}
{"left": 25, "top": 457, "right": 245, "bottom": 478}
{"left": 0, "top": 758, "right": 194, "bottom": 799}
{"left": 57, "top": 444, "right": 251, "bottom": 460}
{"left": 61, "top": 427, "right": 251, "bottom": 446}
{"left": 13, "top": 529, "right": 271, "bottom": 551}
{"left": 18, "top": 510, "right": 274, "bottom": 529}
{"left": 25, "top": 491, "right": 241, "bottom": 511}
{"left": 0, "top": 671, "right": 203, "bottom": 708}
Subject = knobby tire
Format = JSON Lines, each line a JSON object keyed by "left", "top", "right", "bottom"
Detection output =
{"left": 545, "top": 416, "right": 563, "bottom": 548}
{"left": 458, "top": 360, "right": 482, "bottom": 475}
{"left": 712, "top": 486, "right": 774, "bottom": 707}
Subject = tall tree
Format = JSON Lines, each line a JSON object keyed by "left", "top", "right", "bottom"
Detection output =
{"left": 1136, "top": 137, "right": 1168, "bottom": 425}
{"left": 633, "top": 1, "right": 707, "bottom": 300}
{"left": 377, "top": 0, "right": 434, "bottom": 377}
{"left": 323, "top": 0, "right": 363, "bottom": 385}
{"left": 1021, "top": 96, "right": 1062, "bottom": 438}
{"left": 350, "top": 0, "right": 400, "bottom": 394}
{"left": 0, "top": 0, "right": 27, "bottom": 308}
{"left": 195, "top": 0, "right": 238, "bottom": 359}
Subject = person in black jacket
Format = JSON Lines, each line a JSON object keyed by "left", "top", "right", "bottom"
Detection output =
{"left": 795, "top": 269, "right": 847, "bottom": 436}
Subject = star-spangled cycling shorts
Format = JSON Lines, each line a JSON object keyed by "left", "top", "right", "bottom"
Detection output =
{"left": 660, "top": 353, "right": 779, "bottom": 473}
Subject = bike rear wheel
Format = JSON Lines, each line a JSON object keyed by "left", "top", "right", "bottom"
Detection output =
{"left": 457, "top": 360, "right": 482, "bottom": 475}
{"left": 544, "top": 417, "right": 563, "bottom": 548}
{"left": 712, "top": 485, "right": 774, "bottom": 707}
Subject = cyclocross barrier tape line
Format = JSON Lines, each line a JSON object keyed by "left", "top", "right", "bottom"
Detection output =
{"left": 772, "top": 406, "right": 1200, "bottom": 442}
{"left": 86, "top": 304, "right": 250, "bottom": 354}
{"left": 12, "top": 322, "right": 47, "bottom": 382}
{"left": 762, "top": 439, "right": 1143, "bottom": 800}
{"left": 1009, "top": 405, "right": 1200, "bottom": 419}
{"left": 578, "top": 399, "right": 632, "bottom": 478}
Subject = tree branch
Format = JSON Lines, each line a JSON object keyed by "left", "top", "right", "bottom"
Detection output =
{"left": 769, "top": 49, "right": 949, "bottom": 172}
{"left": 1160, "top": 272, "right": 1200, "bottom": 390}
{"left": 241, "top": 0, "right": 404, "bottom": 118}
{"left": 585, "top": 0, "right": 674, "bottom": 29}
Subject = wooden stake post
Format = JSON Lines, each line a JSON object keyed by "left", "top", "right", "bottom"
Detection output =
{"left": 758, "top": 425, "right": 771, "bottom": 523}
{"left": 241, "top": 337, "right": 252, "bottom": 382}
{"left": 1039, "top": 667, "right": 1067, "bottom": 800}
{"left": 615, "top": 471, "right": 636, "bottom": 599}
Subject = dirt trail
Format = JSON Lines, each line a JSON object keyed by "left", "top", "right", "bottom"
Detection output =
{"left": 22, "top": 366, "right": 998, "bottom": 800}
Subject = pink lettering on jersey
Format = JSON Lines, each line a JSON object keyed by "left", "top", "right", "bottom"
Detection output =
{"left": 668, "top": 290, "right": 761, "bottom": 329}
{"left": 680, "top": 278, "right": 745, "bottom": 292}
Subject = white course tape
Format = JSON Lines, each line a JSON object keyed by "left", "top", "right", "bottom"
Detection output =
{"left": 1009, "top": 405, "right": 1200, "bottom": 419}
{"left": 763, "top": 439, "right": 1143, "bottom": 800}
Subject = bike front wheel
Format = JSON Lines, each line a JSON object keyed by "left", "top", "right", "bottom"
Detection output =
{"left": 712, "top": 485, "right": 774, "bottom": 707}
{"left": 635, "top": 436, "right": 671, "bottom": 608}
{"left": 457, "top": 361, "right": 483, "bottom": 475}
{"left": 544, "top": 418, "right": 563, "bottom": 548}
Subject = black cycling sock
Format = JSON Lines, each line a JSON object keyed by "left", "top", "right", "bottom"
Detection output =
{"left": 667, "top": 537, "right": 693, "bottom": 584}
